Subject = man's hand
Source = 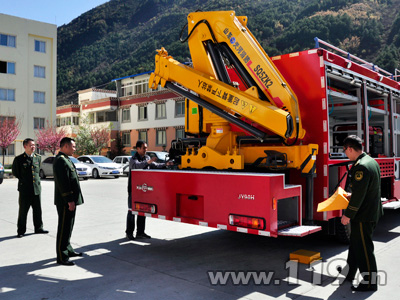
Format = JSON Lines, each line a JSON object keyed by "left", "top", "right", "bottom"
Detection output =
{"left": 68, "top": 201, "right": 76, "bottom": 211}
{"left": 147, "top": 157, "right": 157, "bottom": 164}
{"left": 341, "top": 215, "right": 350, "bottom": 225}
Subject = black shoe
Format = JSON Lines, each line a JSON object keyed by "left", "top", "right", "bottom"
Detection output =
{"left": 35, "top": 229, "right": 49, "bottom": 234}
{"left": 136, "top": 233, "right": 151, "bottom": 239}
{"left": 69, "top": 252, "right": 83, "bottom": 257}
{"left": 57, "top": 260, "right": 75, "bottom": 266}
{"left": 17, "top": 234, "right": 24, "bottom": 238}
{"left": 126, "top": 233, "right": 135, "bottom": 240}
{"left": 351, "top": 283, "right": 377, "bottom": 292}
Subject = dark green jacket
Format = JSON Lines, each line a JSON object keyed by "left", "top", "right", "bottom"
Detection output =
{"left": 345, "top": 152, "right": 383, "bottom": 222}
{"left": 53, "top": 152, "right": 84, "bottom": 206}
{"left": 12, "top": 152, "right": 41, "bottom": 196}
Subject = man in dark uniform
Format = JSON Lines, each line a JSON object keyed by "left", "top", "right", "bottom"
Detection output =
{"left": 126, "top": 140, "right": 171, "bottom": 240}
{"left": 53, "top": 137, "right": 84, "bottom": 266}
{"left": 12, "top": 138, "right": 48, "bottom": 237}
{"left": 340, "top": 135, "right": 383, "bottom": 292}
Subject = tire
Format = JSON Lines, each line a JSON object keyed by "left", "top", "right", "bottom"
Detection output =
{"left": 39, "top": 169, "right": 46, "bottom": 179}
{"left": 335, "top": 217, "right": 351, "bottom": 244}
{"left": 114, "top": 175, "right": 119, "bottom": 178}
{"left": 92, "top": 168, "right": 100, "bottom": 179}
{"left": 83, "top": 177, "right": 89, "bottom": 180}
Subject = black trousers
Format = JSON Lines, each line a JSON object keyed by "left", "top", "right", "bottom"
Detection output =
{"left": 17, "top": 193, "right": 43, "bottom": 235}
{"left": 126, "top": 211, "right": 146, "bottom": 235}
{"left": 347, "top": 220, "right": 378, "bottom": 285}
{"left": 56, "top": 204, "right": 76, "bottom": 262}
{"left": 126, "top": 194, "right": 145, "bottom": 235}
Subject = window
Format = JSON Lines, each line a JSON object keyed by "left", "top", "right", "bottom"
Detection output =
{"left": 73, "top": 116, "right": 79, "bottom": 125}
{"left": 0, "top": 61, "right": 15, "bottom": 74}
{"left": 35, "top": 40, "right": 46, "bottom": 53}
{"left": 34, "top": 117, "right": 45, "bottom": 129}
{"left": 122, "top": 132, "right": 131, "bottom": 146}
{"left": 5, "top": 144, "right": 15, "bottom": 156}
{"left": 34, "top": 91, "right": 45, "bottom": 103}
{"left": 96, "top": 111, "right": 117, "bottom": 123}
{"left": 34, "top": 65, "right": 45, "bottom": 78}
{"left": 156, "top": 103, "right": 166, "bottom": 119}
{"left": 156, "top": 129, "right": 166, "bottom": 146}
{"left": 122, "top": 108, "right": 130, "bottom": 122}
{"left": 134, "top": 79, "right": 149, "bottom": 95}
{"left": 138, "top": 131, "right": 147, "bottom": 143}
{"left": 0, "top": 88, "right": 15, "bottom": 101}
{"left": 175, "top": 100, "right": 185, "bottom": 117}
{"left": 0, "top": 34, "right": 16, "bottom": 47}
{"left": 138, "top": 106, "right": 147, "bottom": 121}
{"left": 176, "top": 128, "right": 185, "bottom": 140}
{"left": 56, "top": 118, "right": 60, "bottom": 127}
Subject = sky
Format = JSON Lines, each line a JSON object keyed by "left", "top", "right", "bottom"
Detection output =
{"left": 0, "top": 0, "right": 110, "bottom": 27}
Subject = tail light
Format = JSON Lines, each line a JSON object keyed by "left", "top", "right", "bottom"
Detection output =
{"left": 134, "top": 202, "right": 157, "bottom": 214}
{"left": 229, "top": 214, "right": 265, "bottom": 230}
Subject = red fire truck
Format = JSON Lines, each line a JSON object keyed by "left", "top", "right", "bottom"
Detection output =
{"left": 131, "top": 11, "right": 400, "bottom": 241}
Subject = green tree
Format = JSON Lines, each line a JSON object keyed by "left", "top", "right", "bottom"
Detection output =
{"left": 74, "top": 115, "right": 97, "bottom": 156}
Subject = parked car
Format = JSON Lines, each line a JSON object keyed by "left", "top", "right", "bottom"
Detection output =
{"left": 39, "top": 156, "right": 92, "bottom": 180}
{"left": 0, "top": 162, "right": 4, "bottom": 184}
{"left": 147, "top": 151, "right": 168, "bottom": 163}
{"left": 113, "top": 155, "right": 131, "bottom": 176}
{"left": 77, "top": 155, "right": 123, "bottom": 179}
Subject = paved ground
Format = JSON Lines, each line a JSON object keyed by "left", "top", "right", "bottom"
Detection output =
{"left": 1, "top": 176, "right": 400, "bottom": 300}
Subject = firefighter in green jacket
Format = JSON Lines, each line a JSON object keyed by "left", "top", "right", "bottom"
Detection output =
{"left": 340, "top": 135, "right": 383, "bottom": 292}
{"left": 53, "top": 137, "right": 84, "bottom": 266}
{"left": 12, "top": 138, "right": 48, "bottom": 237}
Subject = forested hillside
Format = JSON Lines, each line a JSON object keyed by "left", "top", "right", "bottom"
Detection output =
{"left": 57, "top": 0, "right": 400, "bottom": 105}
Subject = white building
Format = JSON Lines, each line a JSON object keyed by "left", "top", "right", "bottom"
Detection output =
{"left": 113, "top": 71, "right": 185, "bottom": 152}
{"left": 0, "top": 14, "right": 57, "bottom": 164}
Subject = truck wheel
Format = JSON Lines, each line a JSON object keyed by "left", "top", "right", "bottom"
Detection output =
{"left": 92, "top": 169, "right": 100, "bottom": 179}
{"left": 335, "top": 217, "right": 351, "bottom": 244}
{"left": 39, "top": 169, "right": 46, "bottom": 179}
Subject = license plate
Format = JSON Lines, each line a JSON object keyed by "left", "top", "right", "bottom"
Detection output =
{"left": 78, "top": 172, "right": 87, "bottom": 175}
{"left": 112, "top": 170, "right": 119, "bottom": 174}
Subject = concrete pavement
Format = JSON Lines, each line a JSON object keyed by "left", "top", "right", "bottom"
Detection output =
{"left": 1, "top": 176, "right": 399, "bottom": 299}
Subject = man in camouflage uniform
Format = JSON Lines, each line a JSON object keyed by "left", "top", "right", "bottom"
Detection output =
{"left": 12, "top": 138, "right": 48, "bottom": 237}
{"left": 53, "top": 137, "right": 84, "bottom": 266}
{"left": 341, "top": 135, "right": 383, "bottom": 292}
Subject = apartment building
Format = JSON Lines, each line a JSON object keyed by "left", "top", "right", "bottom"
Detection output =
{"left": 113, "top": 71, "right": 185, "bottom": 152}
{"left": 56, "top": 72, "right": 185, "bottom": 155}
{"left": 0, "top": 14, "right": 57, "bottom": 164}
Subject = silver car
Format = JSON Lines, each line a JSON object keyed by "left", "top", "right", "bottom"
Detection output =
{"left": 39, "top": 156, "right": 92, "bottom": 180}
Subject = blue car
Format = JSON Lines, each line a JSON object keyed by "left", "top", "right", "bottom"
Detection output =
{"left": 0, "top": 162, "right": 4, "bottom": 184}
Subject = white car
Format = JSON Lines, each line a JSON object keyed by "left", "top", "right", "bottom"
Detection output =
{"left": 77, "top": 155, "right": 123, "bottom": 178}
{"left": 39, "top": 156, "right": 92, "bottom": 180}
{"left": 113, "top": 155, "right": 131, "bottom": 176}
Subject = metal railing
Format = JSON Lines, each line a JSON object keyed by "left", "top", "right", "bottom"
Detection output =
{"left": 314, "top": 37, "right": 395, "bottom": 80}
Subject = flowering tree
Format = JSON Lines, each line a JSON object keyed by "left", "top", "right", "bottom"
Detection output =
{"left": 35, "top": 121, "right": 67, "bottom": 155}
{"left": 0, "top": 117, "right": 20, "bottom": 165}
{"left": 91, "top": 127, "right": 111, "bottom": 155}
{"left": 75, "top": 115, "right": 113, "bottom": 155}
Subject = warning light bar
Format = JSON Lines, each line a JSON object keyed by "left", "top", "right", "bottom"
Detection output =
{"left": 228, "top": 214, "right": 266, "bottom": 230}
{"left": 134, "top": 202, "right": 157, "bottom": 214}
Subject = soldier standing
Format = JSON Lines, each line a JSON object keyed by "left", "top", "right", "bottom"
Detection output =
{"left": 340, "top": 135, "right": 383, "bottom": 292}
{"left": 53, "top": 137, "right": 84, "bottom": 266}
{"left": 12, "top": 138, "right": 48, "bottom": 238}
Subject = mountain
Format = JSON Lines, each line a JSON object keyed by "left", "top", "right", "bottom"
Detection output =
{"left": 57, "top": 0, "right": 400, "bottom": 105}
